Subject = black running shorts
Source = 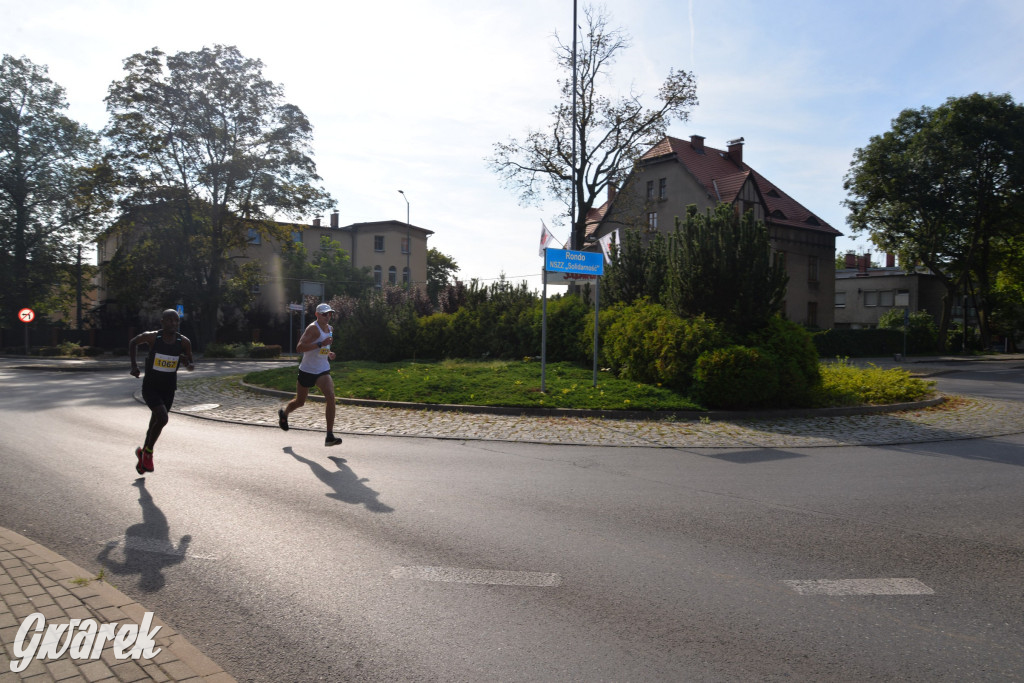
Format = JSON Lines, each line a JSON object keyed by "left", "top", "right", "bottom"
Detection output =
{"left": 297, "top": 369, "right": 330, "bottom": 388}
{"left": 142, "top": 386, "right": 175, "bottom": 411}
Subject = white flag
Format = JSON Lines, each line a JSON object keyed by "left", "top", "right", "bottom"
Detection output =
{"left": 598, "top": 229, "right": 619, "bottom": 263}
{"left": 539, "top": 220, "right": 557, "bottom": 256}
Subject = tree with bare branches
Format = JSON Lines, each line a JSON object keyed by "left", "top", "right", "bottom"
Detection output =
{"left": 488, "top": 5, "right": 697, "bottom": 250}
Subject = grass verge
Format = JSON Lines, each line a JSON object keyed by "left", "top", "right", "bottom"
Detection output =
{"left": 244, "top": 357, "right": 936, "bottom": 412}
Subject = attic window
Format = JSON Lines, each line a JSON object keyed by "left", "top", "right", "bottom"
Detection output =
{"left": 771, "top": 209, "right": 787, "bottom": 219}
{"left": 804, "top": 215, "right": 821, "bottom": 226}
{"left": 767, "top": 189, "right": 781, "bottom": 198}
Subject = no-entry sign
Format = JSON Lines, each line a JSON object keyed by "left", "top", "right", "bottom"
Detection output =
{"left": 18, "top": 308, "right": 35, "bottom": 323}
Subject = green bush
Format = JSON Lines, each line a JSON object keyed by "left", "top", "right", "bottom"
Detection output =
{"left": 602, "top": 299, "right": 683, "bottom": 386}
{"left": 416, "top": 312, "right": 451, "bottom": 359}
{"left": 877, "top": 309, "right": 939, "bottom": 353}
{"left": 813, "top": 327, "right": 903, "bottom": 357}
{"left": 203, "top": 342, "right": 237, "bottom": 358}
{"left": 816, "top": 358, "right": 935, "bottom": 406}
{"left": 600, "top": 300, "right": 729, "bottom": 390}
{"left": 82, "top": 346, "right": 104, "bottom": 357}
{"left": 693, "top": 345, "right": 779, "bottom": 409}
{"left": 747, "top": 316, "right": 821, "bottom": 406}
{"left": 538, "top": 294, "right": 590, "bottom": 362}
{"left": 249, "top": 344, "right": 282, "bottom": 358}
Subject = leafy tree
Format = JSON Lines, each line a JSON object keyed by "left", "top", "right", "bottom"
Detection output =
{"left": 426, "top": 247, "right": 459, "bottom": 305}
{"left": 844, "top": 92, "right": 1024, "bottom": 349}
{"left": 103, "top": 45, "right": 333, "bottom": 347}
{"left": 664, "top": 205, "right": 788, "bottom": 336}
{"left": 488, "top": 5, "right": 697, "bottom": 250}
{"left": 279, "top": 235, "right": 373, "bottom": 308}
{"left": 602, "top": 229, "right": 667, "bottom": 305}
{"left": 0, "top": 54, "right": 112, "bottom": 328}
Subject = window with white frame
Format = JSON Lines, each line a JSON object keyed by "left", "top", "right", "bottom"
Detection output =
{"left": 835, "top": 291, "right": 846, "bottom": 308}
{"left": 864, "top": 290, "right": 879, "bottom": 306}
{"left": 401, "top": 237, "right": 410, "bottom": 254}
{"left": 658, "top": 178, "right": 667, "bottom": 200}
{"left": 646, "top": 180, "right": 654, "bottom": 200}
{"left": 373, "top": 265, "right": 382, "bottom": 288}
{"left": 647, "top": 212, "right": 658, "bottom": 230}
{"left": 374, "top": 235, "right": 385, "bottom": 252}
{"left": 388, "top": 266, "right": 397, "bottom": 284}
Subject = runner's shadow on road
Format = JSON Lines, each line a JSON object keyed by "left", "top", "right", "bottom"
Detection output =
{"left": 284, "top": 447, "right": 394, "bottom": 513}
{"left": 97, "top": 478, "right": 191, "bottom": 592}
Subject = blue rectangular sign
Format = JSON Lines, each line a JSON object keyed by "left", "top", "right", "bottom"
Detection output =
{"left": 545, "top": 248, "right": 604, "bottom": 275}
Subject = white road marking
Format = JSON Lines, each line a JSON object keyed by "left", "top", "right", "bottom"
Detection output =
{"left": 391, "top": 565, "right": 562, "bottom": 587}
{"left": 100, "top": 536, "right": 216, "bottom": 560}
{"left": 783, "top": 578, "right": 934, "bottom": 595}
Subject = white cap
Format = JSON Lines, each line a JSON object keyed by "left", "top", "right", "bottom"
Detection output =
{"left": 315, "top": 303, "right": 334, "bottom": 315}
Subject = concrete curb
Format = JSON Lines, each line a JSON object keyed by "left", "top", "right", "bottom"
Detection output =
{"left": 239, "top": 379, "right": 946, "bottom": 420}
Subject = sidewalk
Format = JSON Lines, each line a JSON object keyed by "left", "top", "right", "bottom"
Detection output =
{"left": 0, "top": 527, "right": 234, "bottom": 682}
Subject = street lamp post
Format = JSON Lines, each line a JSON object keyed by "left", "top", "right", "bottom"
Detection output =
{"left": 398, "top": 190, "right": 410, "bottom": 287}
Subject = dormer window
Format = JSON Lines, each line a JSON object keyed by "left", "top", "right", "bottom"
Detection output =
{"left": 804, "top": 215, "right": 821, "bottom": 226}
{"left": 767, "top": 189, "right": 781, "bottom": 198}
{"left": 771, "top": 209, "right": 787, "bottom": 219}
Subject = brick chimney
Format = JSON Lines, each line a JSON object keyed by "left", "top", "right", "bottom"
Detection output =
{"left": 690, "top": 135, "right": 705, "bottom": 152}
{"left": 856, "top": 252, "right": 871, "bottom": 276}
{"left": 608, "top": 184, "right": 617, "bottom": 204}
{"left": 727, "top": 137, "right": 745, "bottom": 166}
{"left": 886, "top": 253, "right": 895, "bottom": 268}
{"left": 312, "top": 217, "right": 321, "bottom": 227}
{"left": 844, "top": 252, "right": 856, "bottom": 268}
{"left": 330, "top": 211, "right": 339, "bottom": 229}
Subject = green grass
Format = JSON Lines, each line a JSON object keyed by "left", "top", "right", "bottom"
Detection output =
{"left": 244, "top": 357, "right": 936, "bottom": 412}
{"left": 245, "top": 359, "right": 703, "bottom": 411}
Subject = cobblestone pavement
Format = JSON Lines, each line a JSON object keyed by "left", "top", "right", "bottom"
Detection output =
{"left": 0, "top": 527, "right": 234, "bottom": 682}
{"left": 168, "top": 371, "right": 1024, "bottom": 449}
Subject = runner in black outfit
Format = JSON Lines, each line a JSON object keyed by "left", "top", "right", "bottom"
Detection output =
{"left": 129, "top": 309, "right": 195, "bottom": 474}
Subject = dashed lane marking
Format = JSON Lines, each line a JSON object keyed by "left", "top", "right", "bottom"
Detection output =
{"left": 100, "top": 536, "right": 216, "bottom": 560}
{"left": 783, "top": 578, "right": 934, "bottom": 595}
{"left": 391, "top": 565, "right": 562, "bottom": 587}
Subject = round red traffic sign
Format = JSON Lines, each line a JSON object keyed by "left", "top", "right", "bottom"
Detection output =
{"left": 18, "top": 308, "right": 35, "bottom": 323}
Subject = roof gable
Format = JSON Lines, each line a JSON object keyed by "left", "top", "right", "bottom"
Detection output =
{"left": 641, "top": 135, "right": 841, "bottom": 236}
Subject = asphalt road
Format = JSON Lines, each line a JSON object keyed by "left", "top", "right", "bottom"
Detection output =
{"left": 1, "top": 362, "right": 1023, "bottom": 681}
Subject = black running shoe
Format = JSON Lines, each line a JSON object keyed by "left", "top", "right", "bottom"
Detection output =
{"left": 278, "top": 408, "right": 289, "bottom": 431}
{"left": 325, "top": 434, "right": 342, "bottom": 447}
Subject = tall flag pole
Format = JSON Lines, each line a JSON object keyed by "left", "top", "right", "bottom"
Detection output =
{"left": 570, "top": 0, "right": 578, "bottom": 250}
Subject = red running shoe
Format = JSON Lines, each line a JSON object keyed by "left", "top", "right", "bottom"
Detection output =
{"left": 134, "top": 447, "right": 146, "bottom": 475}
{"left": 142, "top": 449, "right": 154, "bottom": 473}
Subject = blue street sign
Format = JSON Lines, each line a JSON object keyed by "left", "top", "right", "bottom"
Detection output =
{"left": 545, "top": 248, "right": 604, "bottom": 275}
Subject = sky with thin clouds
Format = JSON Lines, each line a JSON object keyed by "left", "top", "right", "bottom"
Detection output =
{"left": 3, "top": 0, "right": 1023, "bottom": 291}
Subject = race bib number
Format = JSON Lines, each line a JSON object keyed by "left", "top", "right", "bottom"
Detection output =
{"left": 319, "top": 345, "right": 331, "bottom": 356}
{"left": 152, "top": 353, "right": 179, "bottom": 372}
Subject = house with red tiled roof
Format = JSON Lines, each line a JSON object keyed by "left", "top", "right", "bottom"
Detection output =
{"left": 587, "top": 134, "right": 842, "bottom": 328}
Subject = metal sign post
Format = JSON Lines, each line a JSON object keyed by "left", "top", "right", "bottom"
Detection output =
{"left": 542, "top": 249, "right": 604, "bottom": 390}
{"left": 18, "top": 308, "right": 35, "bottom": 355}
{"left": 541, "top": 263, "right": 548, "bottom": 393}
